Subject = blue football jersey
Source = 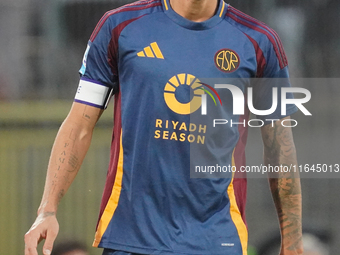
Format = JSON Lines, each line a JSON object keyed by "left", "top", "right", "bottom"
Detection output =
{"left": 78, "top": 0, "right": 297, "bottom": 254}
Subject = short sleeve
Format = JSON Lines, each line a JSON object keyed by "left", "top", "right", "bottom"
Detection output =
{"left": 251, "top": 35, "right": 298, "bottom": 122}
{"left": 79, "top": 15, "right": 118, "bottom": 93}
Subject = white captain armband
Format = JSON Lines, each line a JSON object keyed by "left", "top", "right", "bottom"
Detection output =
{"left": 74, "top": 78, "right": 113, "bottom": 109}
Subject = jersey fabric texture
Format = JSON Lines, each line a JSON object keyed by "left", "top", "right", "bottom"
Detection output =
{"left": 78, "top": 0, "right": 297, "bottom": 254}
{"left": 102, "top": 249, "right": 147, "bottom": 255}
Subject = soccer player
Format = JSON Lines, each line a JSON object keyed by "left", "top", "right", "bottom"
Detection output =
{"left": 24, "top": 0, "right": 303, "bottom": 255}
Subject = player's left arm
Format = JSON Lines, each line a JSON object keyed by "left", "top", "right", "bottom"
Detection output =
{"left": 261, "top": 117, "right": 303, "bottom": 255}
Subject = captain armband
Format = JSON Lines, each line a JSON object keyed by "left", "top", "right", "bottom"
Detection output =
{"left": 74, "top": 77, "right": 113, "bottom": 109}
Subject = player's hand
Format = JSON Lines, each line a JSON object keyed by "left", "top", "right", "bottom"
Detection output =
{"left": 24, "top": 212, "right": 59, "bottom": 255}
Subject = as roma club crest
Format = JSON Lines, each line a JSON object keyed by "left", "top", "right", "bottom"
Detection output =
{"left": 214, "top": 49, "right": 240, "bottom": 73}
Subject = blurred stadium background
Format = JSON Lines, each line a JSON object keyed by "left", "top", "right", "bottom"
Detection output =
{"left": 0, "top": 0, "right": 339, "bottom": 254}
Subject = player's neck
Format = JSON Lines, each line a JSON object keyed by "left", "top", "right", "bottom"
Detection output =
{"left": 169, "top": 0, "right": 219, "bottom": 22}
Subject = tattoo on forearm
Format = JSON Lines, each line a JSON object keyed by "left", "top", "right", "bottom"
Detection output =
{"left": 56, "top": 132, "right": 80, "bottom": 173}
{"left": 50, "top": 130, "right": 80, "bottom": 201}
{"left": 262, "top": 119, "right": 303, "bottom": 253}
{"left": 67, "top": 154, "right": 79, "bottom": 172}
{"left": 270, "top": 178, "right": 302, "bottom": 251}
{"left": 58, "top": 189, "right": 65, "bottom": 201}
{"left": 43, "top": 211, "right": 56, "bottom": 218}
{"left": 82, "top": 106, "right": 96, "bottom": 121}
{"left": 69, "top": 129, "right": 76, "bottom": 142}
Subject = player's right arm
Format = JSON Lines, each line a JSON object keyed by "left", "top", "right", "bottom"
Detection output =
{"left": 24, "top": 102, "right": 103, "bottom": 255}
{"left": 24, "top": 9, "right": 118, "bottom": 254}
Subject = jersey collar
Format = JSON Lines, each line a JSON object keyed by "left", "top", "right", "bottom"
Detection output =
{"left": 162, "top": 0, "right": 228, "bottom": 30}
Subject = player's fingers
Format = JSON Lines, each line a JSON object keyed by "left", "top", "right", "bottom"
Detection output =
{"left": 24, "top": 232, "right": 39, "bottom": 255}
{"left": 24, "top": 243, "right": 39, "bottom": 255}
{"left": 42, "top": 228, "right": 58, "bottom": 255}
{"left": 25, "top": 246, "right": 39, "bottom": 255}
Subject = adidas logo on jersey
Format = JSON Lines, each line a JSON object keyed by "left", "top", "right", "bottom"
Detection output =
{"left": 137, "top": 42, "right": 164, "bottom": 59}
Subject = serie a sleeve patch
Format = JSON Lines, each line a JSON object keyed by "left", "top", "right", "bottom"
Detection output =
{"left": 74, "top": 78, "right": 113, "bottom": 109}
